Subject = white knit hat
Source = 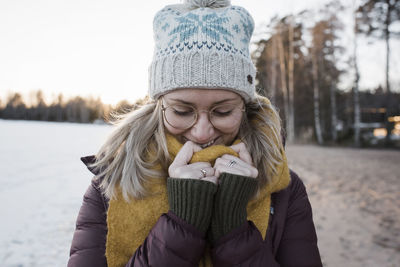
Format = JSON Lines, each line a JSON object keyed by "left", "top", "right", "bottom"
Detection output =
{"left": 148, "top": 0, "right": 256, "bottom": 102}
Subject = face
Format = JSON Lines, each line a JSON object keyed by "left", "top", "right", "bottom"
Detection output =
{"left": 162, "top": 89, "right": 245, "bottom": 148}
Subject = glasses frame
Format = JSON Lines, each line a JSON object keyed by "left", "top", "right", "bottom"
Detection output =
{"left": 161, "top": 102, "right": 246, "bottom": 131}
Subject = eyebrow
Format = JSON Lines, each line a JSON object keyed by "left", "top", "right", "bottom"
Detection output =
{"left": 166, "top": 98, "right": 240, "bottom": 105}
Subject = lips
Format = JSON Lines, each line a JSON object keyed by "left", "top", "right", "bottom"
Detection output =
{"left": 182, "top": 136, "right": 218, "bottom": 148}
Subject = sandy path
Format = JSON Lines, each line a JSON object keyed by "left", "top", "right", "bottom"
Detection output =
{"left": 286, "top": 145, "right": 400, "bottom": 267}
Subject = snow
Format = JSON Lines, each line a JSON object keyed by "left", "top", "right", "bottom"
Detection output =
{"left": 0, "top": 120, "right": 112, "bottom": 267}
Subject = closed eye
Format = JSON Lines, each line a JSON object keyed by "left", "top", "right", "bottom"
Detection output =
{"left": 212, "top": 109, "right": 233, "bottom": 117}
{"left": 172, "top": 107, "right": 195, "bottom": 116}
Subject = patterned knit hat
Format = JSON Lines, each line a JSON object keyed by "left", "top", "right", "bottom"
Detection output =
{"left": 148, "top": 0, "right": 256, "bottom": 102}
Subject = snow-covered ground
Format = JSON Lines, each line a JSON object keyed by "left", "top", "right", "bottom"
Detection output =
{"left": 0, "top": 120, "right": 112, "bottom": 267}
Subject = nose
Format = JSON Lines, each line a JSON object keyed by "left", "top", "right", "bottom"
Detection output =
{"left": 189, "top": 112, "right": 215, "bottom": 143}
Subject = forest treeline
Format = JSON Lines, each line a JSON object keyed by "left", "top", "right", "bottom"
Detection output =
{"left": 252, "top": 0, "right": 400, "bottom": 146}
{"left": 0, "top": 90, "right": 147, "bottom": 124}
{"left": 1, "top": 0, "right": 399, "bottom": 146}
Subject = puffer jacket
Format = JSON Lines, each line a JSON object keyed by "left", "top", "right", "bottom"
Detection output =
{"left": 68, "top": 156, "right": 322, "bottom": 267}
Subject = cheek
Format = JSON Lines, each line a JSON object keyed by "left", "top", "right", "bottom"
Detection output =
{"left": 222, "top": 125, "right": 241, "bottom": 144}
{"left": 163, "top": 118, "right": 186, "bottom": 137}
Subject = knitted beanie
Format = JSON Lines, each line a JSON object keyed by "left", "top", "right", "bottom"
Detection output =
{"left": 148, "top": 0, "right": 256, "bottom": 102}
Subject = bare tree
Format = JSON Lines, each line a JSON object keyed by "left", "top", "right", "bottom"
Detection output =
{"left": 353, "top": 0, "right": 362, "bottom": 147}
{"left": 287, "top": 15, "right": 295, "bottom": 142}
{"left": 311, "top": 46, "right": 324, "bottom": 145}
{"left": 253, "top": 31, "right": 279, "bottom": 103}
{"left": 321, "top": 1, "right": 344, "bottom": 142}
{"left": 277, "top": 22, "right": 291, "bottom": 142}
{"left": 254, "top": 7, "right": 346, "bottom": 144}
{"left": 357, "top": 0, "right": 400, "bottom": 93}
{"left": 330, "top": 82, "right": 338, "bottom": 142}
{"left": 357, "top": 0, "right": 400, "bottom": 146}
{"left": 268, "top": 36, "right": 279, "bottom": 103}
{"left": 275, "top": 19, "right": 298, "bottom": 142}
{"left": 255, "top": 14, "right": 312, "bottom": 142}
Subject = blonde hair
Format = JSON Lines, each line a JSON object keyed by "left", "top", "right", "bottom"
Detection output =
{"left": 91, "top": 94, "right": 283, "bottom": 200}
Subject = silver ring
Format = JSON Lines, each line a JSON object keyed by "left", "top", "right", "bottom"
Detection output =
{"left": 200, "top": 169, "right": 207, "bottom": 178}
{"left": 228, "top": 160, "right": 237, "bottom": 167}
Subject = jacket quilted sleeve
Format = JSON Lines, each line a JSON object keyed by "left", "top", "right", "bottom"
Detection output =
{"left": 275, "top": 171, "right": 322, "bottom": 267}
{"left": 126, "top": 211, "right": 206, "bottom": 267}
{"left": 68, "top": 178, "right": 108, "bottom": 267}
{"left": 68, "top": 179, "right": 207, "bottom": 267}
{"left": 211, "top": 171, "right": 322, "bottom": 267}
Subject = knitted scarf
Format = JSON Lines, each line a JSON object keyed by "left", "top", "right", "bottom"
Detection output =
{"left": 105, "top": 98, "right": 291, "bottom": 267}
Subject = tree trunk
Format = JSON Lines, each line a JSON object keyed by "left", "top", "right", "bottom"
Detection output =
{"left": 330, "top": 82, "right": 338, "bottom": 142}
{"left": 270, "top": 36, "right": 278, "bottom": 103}
{"left": 353, "top": 7, "right": 361, "bottom": 147}
{"left": 384, "top": 0, "right": 392, "bottom": 146}
{"left": 311, "top": 49, "right": 324, "bottom": 145}
{"left": 385, "top": 0, "right": 391, "bottom": 93}
{"left": 287, "top": 16, "right": 295, "bottom": 142}
{"left": 277, "top": 24, "right": 290, "bottom": 142}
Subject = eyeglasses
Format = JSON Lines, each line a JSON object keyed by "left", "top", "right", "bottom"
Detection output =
{"left": 162, "top": 102, "right": 245, "bottom": 131}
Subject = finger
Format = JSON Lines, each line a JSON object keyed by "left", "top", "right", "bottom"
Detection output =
{"left": 173, "top": 141, "right": 202, "bottom": 166}
{"left": 215, "top": 164, "right": 256, "bottom": 178}
{"left": 230, "top": 143, "right": 253, "bottom": 165}
{"left": 214, "top": 157, "right": 258, "bottom": 178}
{"left": 200, "top": 166, "right": 215, "bottom": 178}
{"left": 170, "top": 166, "right": 201, "bottom": 179}
{"left": 170, "top": 163, "right": 212, "bottom": 179}
{"left": 187, "top": 162, "right": 212, "bottom": 169}
{"left": 214, "top": 157, "right": 247, "bottom": 173}
{"left": 220, "top": 154, "right": 247, "bottom": 168}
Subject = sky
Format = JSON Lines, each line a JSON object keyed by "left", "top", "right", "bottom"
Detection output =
{"left": 0, "top": 0, "right": 399, "bottom": 105}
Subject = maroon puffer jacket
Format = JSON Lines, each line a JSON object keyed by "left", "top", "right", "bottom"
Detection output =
{"left": 68, "top": 156, "right": 322, "bottom": 267}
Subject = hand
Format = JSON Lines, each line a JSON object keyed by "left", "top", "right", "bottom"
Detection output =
{"left": 168, "top": 141, "right": 218, "bottom": 184}
{"left": 214, "top": 142, "right": 258, "bottom": 178}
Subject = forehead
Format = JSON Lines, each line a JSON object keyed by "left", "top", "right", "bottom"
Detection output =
{"left": 163, "top": 89, "right": 242, "bottom": 105}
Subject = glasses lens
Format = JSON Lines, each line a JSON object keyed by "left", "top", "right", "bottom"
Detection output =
{"left": 210, "top": 104, "right": 244, "bottom": 131}
{"left": 164, "top": 105, "right": 196, "bottom": 129}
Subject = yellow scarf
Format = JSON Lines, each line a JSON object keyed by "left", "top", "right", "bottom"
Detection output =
{"left": 106, "top": 98, "right": 291, "bottom": 267}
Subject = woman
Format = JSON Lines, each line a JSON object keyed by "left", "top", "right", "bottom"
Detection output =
{"left": 68, "top": 1, "right": 322, "bottom": 266}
